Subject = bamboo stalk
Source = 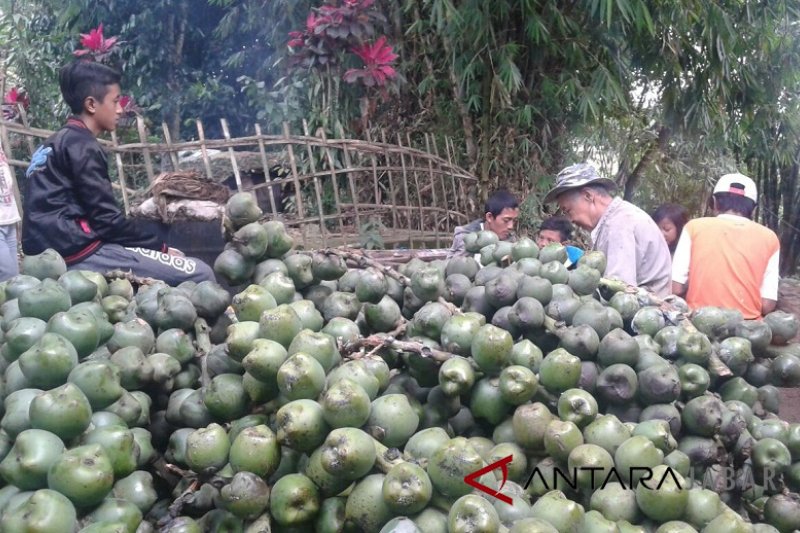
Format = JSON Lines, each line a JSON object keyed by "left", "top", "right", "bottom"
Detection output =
{"left": 136, "top": 116, "right": 156, "bottom": 183}
{"left": 396, "top": 134, "right": 414, "bottom": 246}
{"left": 380, "top": 130, "right": 399, "bottom": 231}
{"left": 425, "top": 133, "right": 442, "bottom": 247}
{"left": 253, "top": 123, "right": 279, "bottom": 216}
{"left": 282, "top": 122, "right": 307, "bottom": 246}
{"left": 408, "top": 133, "right": 426, "bottom": 246}
{"left": 220, "top": 118, "right": 243, "bottom": 192}
{"left": 161, "top": 121, "right": 181, "bottom": 171}
{"left": 301, "top": 120, "right": 329, "bottom": 248}
{"left": 320, "top": 128, "right": 360, "bottom": 231}
{"left": 365, "top": 129, "right": 381, "bottom": 208}
{"left": 110, "top": 131, "right": 131, "bottom": 215}
{"left": 194, "top": 120, "right": 214, "bottom": 181}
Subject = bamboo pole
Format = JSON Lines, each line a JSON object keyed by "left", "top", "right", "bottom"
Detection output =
{"left": 396, "top": 133, "right": 414, "bottom": 246}
{"left": 110, "top": 131, "right": 131, "bottom": 215}
{"left": 407, "top": 133, "right": 425, "bottom": 236}
{"left": 320, "top": 128, "right": 360, "bottom": 231}
{"left": 220, "top": 118, "right": 243, "bottom": 192}
{"left": 380, "top": 130, "right": 399, "bottom": 231}
{"left": 365, "top": 130, "right": 381, "bottom": 207}
{"left": 161, "top": 122, "right": 181, "bottom": 171}
{"left": 301, "top": 120, "right": 329, "bottom": 247}
{"left": 135, "top": 116, "right": 156, "bottom": 183}
{"left": 424, "top": 133, "right": 442, "bottom": 247}
{"left": 194, "top": 120, "right": 214, "bottom": 181}
{"left": 281, "top": 122, "right": 307, "bottom": 245}
{"left": 254, "top": 124, "right": 279, "bottom": 216}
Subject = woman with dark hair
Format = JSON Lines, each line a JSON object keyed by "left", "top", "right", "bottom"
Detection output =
{"left": 652, "top": 203, "right": 690, "bottom": 254}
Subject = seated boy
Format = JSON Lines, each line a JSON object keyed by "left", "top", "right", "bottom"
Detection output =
{"left": 536, "top": 216, "right": 584, "bottom": 267}
{"left": 22, "top": 61, "right": 215, "bottom": 285}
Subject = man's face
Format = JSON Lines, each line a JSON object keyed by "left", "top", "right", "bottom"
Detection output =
{"left": 485, "top": 207, "right": 518, "bottom": 240}
{"left": 537, "top": 229, "right": 564, "bottom": 248}
{"left": 90, "top": 83, "right": 122, "bottom": 133}
{"left": 557, "top": 189, "right": 599, "bottom": 231}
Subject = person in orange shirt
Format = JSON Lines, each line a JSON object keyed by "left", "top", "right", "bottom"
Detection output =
{"left": 671, "top": 173, "right": 780, "bottom": 319}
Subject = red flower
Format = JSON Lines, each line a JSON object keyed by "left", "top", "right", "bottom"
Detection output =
{"left": 119, "top": 95, "right": 131, "bottom": 110}
{"left": 3, "top": 87, "right": 30, "bottom": 109}
{"left": 74, "top": 24, "right": 120, "bottom": 57}
{"left": 344, "top": 36, "right": 398, "bottom": 87}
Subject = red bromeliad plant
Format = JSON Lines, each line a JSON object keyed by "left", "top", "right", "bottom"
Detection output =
{"left": 343, "top": 36, "right": 398, "bottom": 88}
{"left": 285, "top": 0, "right": 399, "bottom": 128}
{"left": 286, "top": 0, "right": 396, "bottom": 87}
{"left": 73, "top": 24, "right": 121, "bottom": 63}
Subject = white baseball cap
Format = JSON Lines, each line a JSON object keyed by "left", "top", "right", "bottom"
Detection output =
{"left": 713, "top": 173, "right": 757, "bottom": 202}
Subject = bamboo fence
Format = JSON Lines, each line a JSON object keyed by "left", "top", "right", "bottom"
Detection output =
{"left": 0, "top": 112, "right": 479, "bottom": 250}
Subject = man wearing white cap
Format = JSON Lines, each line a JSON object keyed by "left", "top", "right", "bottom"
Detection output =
{"left": 671, "top": 173, "right": 779, "bottom": 319}
{"left": 543, "top": 163, "right": 672, "bottom": 296}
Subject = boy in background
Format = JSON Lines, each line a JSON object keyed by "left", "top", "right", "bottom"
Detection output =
{"left": 22, "top": 61, "right": 214, "bottom": 285}
{"left": 536, "top": 215, "right": 584, "bottom": 267}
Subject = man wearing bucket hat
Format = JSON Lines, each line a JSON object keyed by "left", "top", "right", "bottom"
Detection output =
{"left": 671, "top": 173, "right": 780, "bottom": 319}
{"left": 543, "top": 163, "right": 672, "bottom": 296}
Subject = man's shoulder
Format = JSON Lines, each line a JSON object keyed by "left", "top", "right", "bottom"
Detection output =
{"left": 456, "top": 219, "right": 483, "bottom": 233}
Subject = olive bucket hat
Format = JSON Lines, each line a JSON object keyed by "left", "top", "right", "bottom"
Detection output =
{"left": 542, "top": 163, "right": 617, "bottom": 204}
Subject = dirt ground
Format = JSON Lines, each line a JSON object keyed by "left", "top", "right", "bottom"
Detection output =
{"left": 776, "top": 279, "right": 800, "bottom": 423}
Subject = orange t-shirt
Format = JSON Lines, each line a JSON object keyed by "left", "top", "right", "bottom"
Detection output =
{"left": 680, "top": 217, "right": 779, "bottom": 319}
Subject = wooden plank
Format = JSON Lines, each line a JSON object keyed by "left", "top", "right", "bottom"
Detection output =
{"left": 254, "top": 124, "right": 279, "bottom": 215}
{"left": 195, "top": 120, "right": 215, "bottom": 181}
{"left": 135, "top": 116, "right": 156, "bottom": 182}
{"left": 380, "top": 130, "right": 399, "bottom": 230}
{"left": 220, "top": 118, "right": 243, "bottom": 192}
{"left": 110, "top": 131, "right": 130, "bottom": 215}
{"left": 301, "top": 119, "right": 328, "bottom": 248}
{"left": 161, "top": 122, "right": 181, "bottom": 171}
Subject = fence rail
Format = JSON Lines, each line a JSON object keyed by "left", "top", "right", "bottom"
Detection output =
{"left": 1, "top": 113, "right": 479, "bottom": 250}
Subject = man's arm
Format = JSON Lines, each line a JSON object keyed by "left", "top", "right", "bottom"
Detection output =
{"left": 447, "top": 226, "right": 468, "bottom": 258}
{"left": 671, "top": 231, "right": 692, "bottom": 296}
{"left": 760, "top": 247, "right": 780, "bottom": 316}
{"left": 672, "top": 281, "right": 687, "bottom": 297}
{"left": 71, "top": 142, "right": 166, "bottom": 250}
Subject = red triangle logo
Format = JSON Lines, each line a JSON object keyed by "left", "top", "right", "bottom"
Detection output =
{"left": 463, "top": 454, "right": 514, "bottom": 505}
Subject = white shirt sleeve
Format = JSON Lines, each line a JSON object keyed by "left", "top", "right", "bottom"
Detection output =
{"left": 671, "top": 231, "right": 692, "bottom": 284}
{"left": 760, "top": 248, "right": 780, "bottom": 300}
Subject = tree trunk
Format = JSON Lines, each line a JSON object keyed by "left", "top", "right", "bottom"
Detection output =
{"left": 165, "top": 0, "right": 188, "bottom": 140}
{"left": 622, "top": 125, "right": 670, "bottom": 201}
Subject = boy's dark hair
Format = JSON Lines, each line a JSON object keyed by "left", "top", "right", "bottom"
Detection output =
{"left": 713, "top": 192, "right": 756, "bottom": 219}
{"left": 59, "top": 61, "right": 121, "bottom": 114}
{"left": 485, "top": 189, "right": 518, "bottom": 217}
{"left": 539, "top": 216, "right": 574, "bottom": 242}
{"left": 652, "top": 203, "right": 690, "bottom": 234}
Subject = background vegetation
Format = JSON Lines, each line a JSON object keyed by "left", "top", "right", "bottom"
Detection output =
{"left": 2, "top": 0, "right": 800, "bottom": 272}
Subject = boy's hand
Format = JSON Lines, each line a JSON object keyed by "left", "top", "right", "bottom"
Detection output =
{"left": 167, "top": 247, "right": 185, "bottom": 257}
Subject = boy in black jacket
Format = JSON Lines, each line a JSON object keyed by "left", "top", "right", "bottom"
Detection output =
{"left": 22, "top": 60, "right": 214, "bottom": 285}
